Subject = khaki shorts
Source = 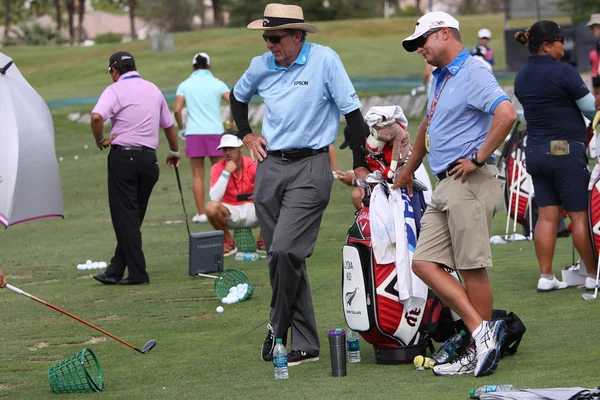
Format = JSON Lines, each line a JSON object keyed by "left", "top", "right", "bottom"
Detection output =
{"left": 223, "top": 202, "right": 259, "bottom": 229}
{"left": 413, "top": 164, "right": 504, "bottom": 270}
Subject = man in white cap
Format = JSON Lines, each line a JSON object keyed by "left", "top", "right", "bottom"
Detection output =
{"left": 205, "top": 132, "right": 263, "bottom": 256}
{"left": 174, "top": 52, "right": 233, "bottom": 225}
{"left": 396, "top": 11, "right": 517, "bottom": 377}
{"left": 588, "top": 14, "right": 600, "bottom": 96}
{"left": 470, "top": 28, "right": 494, "bottom": 69}
{"left": 230, "top": 3, "right": 370, "bottom": 366}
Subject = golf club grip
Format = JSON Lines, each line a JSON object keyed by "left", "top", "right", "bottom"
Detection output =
{"left": 5, "top": 283, "right": 30, "bottom": 297}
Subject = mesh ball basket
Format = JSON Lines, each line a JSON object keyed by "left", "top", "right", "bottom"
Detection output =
{"left": 214, "top": 269, "right": 254, "bottom": 301}
{"left": 47, "top": 348, "right": 104, "bottom": 393}
{"left": 233, "top": 228, "right": 257, "bottom": 252}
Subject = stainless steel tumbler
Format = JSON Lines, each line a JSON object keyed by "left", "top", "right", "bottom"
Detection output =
{"left": 328, "top": 328, "right": 347, "bottom": 377}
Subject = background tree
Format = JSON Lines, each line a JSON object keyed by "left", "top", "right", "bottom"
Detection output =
{"left": 558, "top": 0, "right": 597, "bottom": 23}
{"left": 4, "top": 0, "right": 10, "bottom": 47}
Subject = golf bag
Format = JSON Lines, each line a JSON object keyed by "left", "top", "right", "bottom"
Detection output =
{"left": 588, "top": 176, "right": 600, "bottom": 261}
{"left": 342, "top": 183, "right": 461, "bottom": 363}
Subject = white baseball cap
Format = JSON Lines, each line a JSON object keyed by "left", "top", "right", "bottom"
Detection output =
{"left": 478, "top": 28, "right": 492, "bottom": 39}
{"left": 192, "top": 52, "right": 210, "bottom": 66}
{"left": 217, "top": 134, "right": 243, "bottom": 149}
{"left": 402, "top": 11, "right": 460, "bottom": 52}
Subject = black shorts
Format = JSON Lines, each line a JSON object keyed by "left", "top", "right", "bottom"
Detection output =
{"left": 593, "top": 75, "right": 600, "bottom": 89}
{"left": 525, "top": 142, "right": 590, "bottom": 212}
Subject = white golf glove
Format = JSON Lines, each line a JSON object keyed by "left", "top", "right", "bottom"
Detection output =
{"left": 178, "top": 129, "right": 185, "bottom": 139}
{"left": 589, "top": 162, "right": 600, "bottom": 191}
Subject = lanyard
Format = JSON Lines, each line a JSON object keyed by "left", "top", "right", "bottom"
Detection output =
{"left": 425, "top": 72, "right": 452, "bottom": 153}
{"left": 427, "top": 73, "right": 452, "bottom": 123}
{"left": 122, "top": 75, "right": 141, "bottom": 80}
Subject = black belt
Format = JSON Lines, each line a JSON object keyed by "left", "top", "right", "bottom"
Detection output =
{"left": 111, "top": 144, "right": 155, "bottom": 153}
{"left": 267, "top": 147, "right": 328, "bottom": 160}
{"left": 436, "top": 159, "right": 495, "bottom": 181}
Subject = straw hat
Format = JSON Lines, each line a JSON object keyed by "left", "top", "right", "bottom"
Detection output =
{"left": 587, "top": 14, "right": 600, "bottom": 27}
{"left": 247, "top": 3, "right": 318, "bottom": 33}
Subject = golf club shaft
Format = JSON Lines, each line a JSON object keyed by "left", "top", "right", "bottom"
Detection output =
{"left": 174, "top": 165, "right": 191, "bottom": 237}
{"left": 5, "top": 284, "right": 140, "bottom": 352}
{"left": 196, "top": 273, "right": 218, "bottom": 279}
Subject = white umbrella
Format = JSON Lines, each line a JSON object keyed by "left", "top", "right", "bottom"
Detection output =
{"left": 0, "top": 52, "right": 63, "bottom": 227}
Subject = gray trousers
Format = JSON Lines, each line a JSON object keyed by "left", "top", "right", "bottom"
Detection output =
{"left": 254, "top": 152, "right": 333, "bottom": 354}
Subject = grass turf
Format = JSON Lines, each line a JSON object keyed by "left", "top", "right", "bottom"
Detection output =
{"left": 4, "top": 13, "right": 516, "bottom": 101}
{"left": 0, "top": 111, "right": 598, "bottom": 399}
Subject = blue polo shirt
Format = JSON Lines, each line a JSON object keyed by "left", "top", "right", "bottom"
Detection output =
{"left": 233, "top": 41, "right": 361, "bottom": 150}
{"left": 426, "top": 48, "right": 509, "bottom": 174}
{"left": 176, "top": 70, "right": 229, "bottom": 135}
{"left": 514, "top": 56, "right": 589, "bottom": 145}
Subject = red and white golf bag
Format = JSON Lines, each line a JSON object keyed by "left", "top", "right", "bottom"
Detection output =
{"left": 342, "top": 183, "right": 461, "bottom": 363}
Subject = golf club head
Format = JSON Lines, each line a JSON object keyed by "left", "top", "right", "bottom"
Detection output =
{"left": 581, "top": 293, "right": 596, "bottom": 300}
{"left": 412, "top": 178, "right": 428, "bottom": 192}
{"left": 366, "top": 170, "right": 386, "bottom": 184}
{"left": 139, "top": 340, "right": 156, "bottom": 354}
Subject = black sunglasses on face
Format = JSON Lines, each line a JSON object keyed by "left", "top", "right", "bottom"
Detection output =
{"left": 416, "top": 27, "right": 443, "bottom": 48}
{"left": 262, "top": 33, "right": 292, "bottom": 44}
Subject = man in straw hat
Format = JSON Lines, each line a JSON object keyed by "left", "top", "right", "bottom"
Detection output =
{"left": 230, "top": 3, "right": 370, "bottom": 366}
{"left": 395, "top": 11, "right": 516, "bottom": 377}
{"left": 588, "top": 14, "right": 600, "bottom": 96}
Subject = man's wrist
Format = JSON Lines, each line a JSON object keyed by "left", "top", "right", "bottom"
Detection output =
{"left": 221, "top": 170, "right": 231, "bottom": 178}
{"left": 471, "top": 151, "right": 485, "bottom": 167}
{"left": 169, "top": 150, "right": 180, "bottom": 156}
{"left": 95, "top": 137, "right": 104, "bottom": 144}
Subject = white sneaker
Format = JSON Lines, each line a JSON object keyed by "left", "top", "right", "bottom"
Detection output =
{"left": 585, "top": 276, "right": 598, "bottom": 291}
{"left": 537, "top": 276, "right": 568, "bottom": 292}
{"left": 433, "top": 346, "right": 476, "bottom": 376}
{"left": 472, "top": 320, "right": 505, "bottom": 377}
{"left": 192, "top": 214, "right": 208, "bottom": 223}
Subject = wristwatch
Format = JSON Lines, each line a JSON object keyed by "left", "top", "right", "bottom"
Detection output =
{"left": 470, "top": 152, "right": 485, "bottom": 167}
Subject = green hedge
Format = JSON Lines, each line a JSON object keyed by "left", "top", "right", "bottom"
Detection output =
{"left": 94, "top": 32, "right": 124, "bottom": 44}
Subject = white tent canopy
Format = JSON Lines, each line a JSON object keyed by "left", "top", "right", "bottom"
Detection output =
{"left": 0, "top": 52, "right": 63, "bottom": 227}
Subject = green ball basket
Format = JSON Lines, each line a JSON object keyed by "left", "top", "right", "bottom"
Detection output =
{"left": 48, "top": 348, "right": 104, "bottom": 393}
{"left": 214, "top": 269, "right": 254, "bottom": 301}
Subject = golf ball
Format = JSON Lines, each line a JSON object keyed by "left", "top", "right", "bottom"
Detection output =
{"left": 58, "top": 157, "right": 63, "bottom": 162}
{"left": 74, "top": 155, "right": 79, "bottom": 160}
{"left": 84, "top": 145, "right": 88, "bottom": 149}
{"left": 216, "top": 306, "right": 224, "bottom": 313}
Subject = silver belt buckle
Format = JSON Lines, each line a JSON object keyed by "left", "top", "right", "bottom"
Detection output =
{"left": 280, "top": 151, "right": 288, "bottom": 161}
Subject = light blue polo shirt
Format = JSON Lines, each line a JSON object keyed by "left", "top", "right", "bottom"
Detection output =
{"left": 176, "top": 69, "right": 229, "bottom": 135}
{"left": 426, "top": 48, "right": 510, "bottom": 174}
{"left": 233, "top": 41, "right": 361, "bottom": 150}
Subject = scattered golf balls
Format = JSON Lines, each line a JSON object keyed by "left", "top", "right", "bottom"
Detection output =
{"left": 216, "top": 306, "right": 224, "bottom": 313}
{"left": 58, "top": 157, "right": 63, "bottom": 162}
{"left": 74, "top": 155, "right": 79, "bottom": 160}
{"left": 84, "top": 144, "right": 88, "bottom": 149}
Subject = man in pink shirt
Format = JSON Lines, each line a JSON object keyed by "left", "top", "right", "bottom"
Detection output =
{"left": 206, "top": 133, "right": 263, "bottom": 256}
{"left": 90, "top": 51, "right": 180, "bottom": 285}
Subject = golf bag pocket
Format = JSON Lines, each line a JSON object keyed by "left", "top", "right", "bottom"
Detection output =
{"left": 342, "top": 244, "right": 372, "bottom": 332}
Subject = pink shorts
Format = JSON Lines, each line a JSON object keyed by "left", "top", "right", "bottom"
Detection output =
{"left": 185, "top": 134, "right": 224, "bottom": 158}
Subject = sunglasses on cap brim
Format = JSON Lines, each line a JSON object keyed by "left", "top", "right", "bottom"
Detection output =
{"left": 547, "top": 36, "right": 564, "bottom": 44}
{"left": 262, "top": 32, "right": 293, "bottom": 44}
{"left": 106, "top": 61, "right": 116, "bottom": 74}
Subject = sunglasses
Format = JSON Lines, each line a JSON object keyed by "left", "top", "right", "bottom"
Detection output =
{"left": 262, "top": 33, "right": 292, "bottom": 44}
{"left": 549, "top": 37, "right": 564, "bottom": 44}
{"left": 106, "top": 61, "right": 116, "bottom": 74}
{"left": 416, "top": 28, "right": 443, "bottom": 48}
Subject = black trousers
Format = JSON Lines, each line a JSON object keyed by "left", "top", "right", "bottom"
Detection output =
{"left": 104, "top": 149, "right": 159, "bottom": 282}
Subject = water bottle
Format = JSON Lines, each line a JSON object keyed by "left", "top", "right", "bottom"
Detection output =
{"left": 273, "top": 338, "right": 288, "bottom": 380}
{"left": 432, "top": 329, "right": 467, "bottom": 364}
{"left": 469, "top": 385, "right": 515, "bottom": 399}
{"left": 346, "top": 329, "right": 361, "bottom": 363}
{"left": 235, "top": 252, "right": 260, "bottom": 262}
